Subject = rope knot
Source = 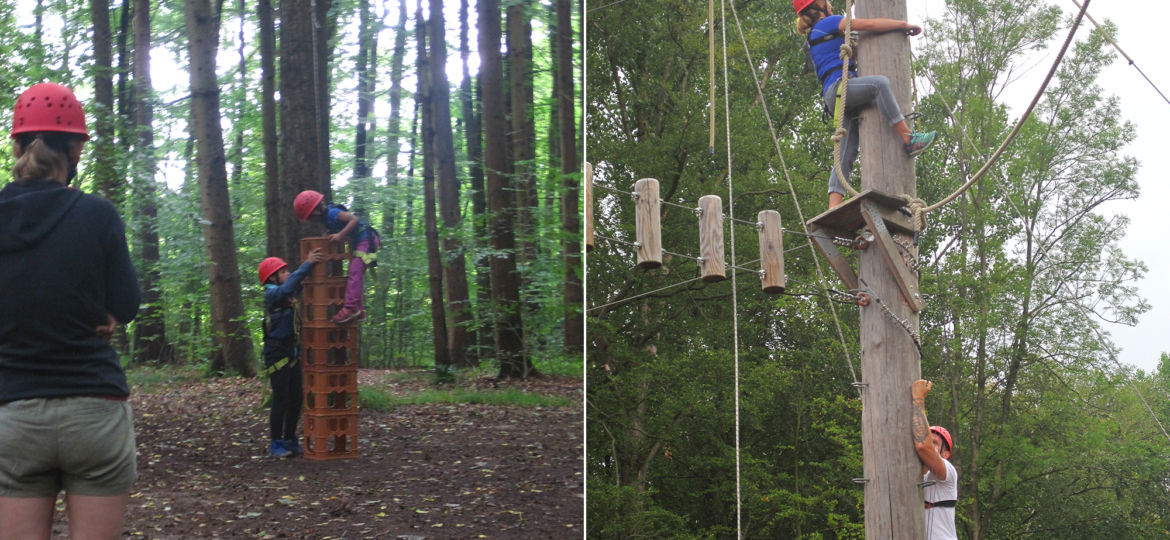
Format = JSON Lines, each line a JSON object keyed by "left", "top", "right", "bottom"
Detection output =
{"left": 901, "top": 196, "right": 928, "bottom": 232}
{"left": 838, "top": 44, "right": 853, "bottom": 60}
{"left": 832, "top": 127, "right": 847, "bottom": 143}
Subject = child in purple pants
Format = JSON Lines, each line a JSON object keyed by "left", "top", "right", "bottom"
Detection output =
{"left": 293, "top": 190, "right": 382, "bottom": 324}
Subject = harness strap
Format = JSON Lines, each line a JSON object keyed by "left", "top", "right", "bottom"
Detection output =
{"left": 924, "top": 500, "right": 957, "bottom": 509}
{"left": 265, "top": 356, "right": 299, "bottom": 375}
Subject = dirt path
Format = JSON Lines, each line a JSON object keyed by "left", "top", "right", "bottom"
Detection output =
{"left": 55, "top": 370, "right": 583, "bottom": 539}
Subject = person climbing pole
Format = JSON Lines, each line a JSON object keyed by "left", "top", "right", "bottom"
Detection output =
{"left": 0, "top": 82, "right": 142, "bottom": 540}
{"left": 912, "top": 379, "right": 959, "bottom": 540}
{"left": 794, "top": 0, "right": 937, "bottom": 208}
{"left": 293, "top": 190, "right": 381, "bottom": 324}
{"left": 258, "top": 249, "right": 324, "bottom": 458}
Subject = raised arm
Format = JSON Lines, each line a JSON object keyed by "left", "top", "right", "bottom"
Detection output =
{"left": 912, "top": 379, "right": 947, "bottom": 479}
{"left": 329, "top": 211, "right": 360, "bottom": 243}
{"left": 842, "top": 17, "right": 921, "bottom": 36}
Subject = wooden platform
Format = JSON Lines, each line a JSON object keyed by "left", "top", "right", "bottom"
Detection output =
{"left": 805, "top": 189, "right": 924, "bottom": 312}
{"left": 806, "top": 189, "right": 916, "bottom": 236}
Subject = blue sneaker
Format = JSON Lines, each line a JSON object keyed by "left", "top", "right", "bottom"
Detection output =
{"left": 269, "top": 440, "right": 292, "bottom": 458}
{"left": 904, "top": 131, "right": 937, "bottom": 157}
{"left": 283, "top": 438, "right": 304, "bottom": 457}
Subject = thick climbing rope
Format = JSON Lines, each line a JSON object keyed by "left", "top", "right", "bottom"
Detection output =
{"left": 727, "top": 0, "right": 861, "bottom": 388}
{"left": 901, "top": 0, "right": 1090, "bottom": 231}
{"left": 829, "top": 0, "right": 861, "bottom": 197}
{"left": 718, "top": 2, "right": 742, "bottom": 537}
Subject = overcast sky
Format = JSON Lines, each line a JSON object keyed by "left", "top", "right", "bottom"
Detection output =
{"left": 904, "top": 0, "right": 1168, "bottom": 374}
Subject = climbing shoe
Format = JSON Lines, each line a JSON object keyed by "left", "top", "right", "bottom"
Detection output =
{"left": 283, "top": 438, "right": 304, "bottom": 457}
{"left": 904, "top": 131, "right": 937, "bottom": 157}
{"left": 332, "top": 307, "right": 364, "bottom": 324}
{"left": 269, "top": 440, "right": 292, "bottom": 459}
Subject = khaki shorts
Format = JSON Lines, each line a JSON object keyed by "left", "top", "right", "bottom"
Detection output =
{"left": 0, "top": 397, "right": 137, "bottom": 497}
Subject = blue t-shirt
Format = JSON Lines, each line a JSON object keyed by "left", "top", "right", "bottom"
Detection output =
{"left": 810, "top": 15, "right": 857, "bottom": 95}
{"left": 324, "top": 204, "right": 371, "bottom": 245}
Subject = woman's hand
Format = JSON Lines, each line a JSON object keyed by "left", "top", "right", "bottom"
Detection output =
{"left": 905, "top": 24, "right": 922, "bottom": 36}
{"left": 96, "top": 313, "right": 117, "bottom": 341}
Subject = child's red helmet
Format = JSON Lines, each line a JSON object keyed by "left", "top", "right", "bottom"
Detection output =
{"left": 257, "top": 257, "right": 288, "bottom": 284}
{"left": 793, "top": 0, "right": 817, "bottom": 14}
{"left": 930, "top": 426, "right": 953, "bottom": 454}
{"left": 293, "top": 190, "right": 325, "bottom": 221}
{"left": 11, "top": 83, "right": 89, "bottom": 140}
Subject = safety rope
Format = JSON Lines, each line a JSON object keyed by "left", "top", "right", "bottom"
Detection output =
{"left": 718, "top": 2, "right": 742, "bottom": 536}
{"left": 728, "top": 0, "right": 860, "bottom": 388}
{"left": 709, "top": 0, "right": 716, "bottom": 154}
{"left": 829, "top": 0, "right": 860, "bottom": 197}
{"left": 1058, "top": 281, "right": 1170, "bottom": 446}
{"left": 899, "top": 0, "right": 1090, "bottom": 232}
{"left": 1070, "top": 0, "right": 1170, "bottom": 107}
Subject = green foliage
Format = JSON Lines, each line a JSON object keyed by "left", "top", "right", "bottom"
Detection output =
{"left": 383, "top": 388, "right": 573, "bottom": 408}
{"left": 126, "top": 365, "right": 205, "bottom": 393}
{"left": 588, "top": 0, "right": 1167, "bottom": 536}
{"left": 358, "top": 386, "right": 395, "bottom": 411}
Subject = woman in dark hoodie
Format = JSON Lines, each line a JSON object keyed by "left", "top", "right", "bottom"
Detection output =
{"left": 0, "top": 83, "right": 140, "bottom": 539}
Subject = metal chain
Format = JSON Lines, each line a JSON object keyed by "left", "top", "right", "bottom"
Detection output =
{"left": 892, "top": 234, "right": 922, "bottom": 271}
{"left": 879, "top": 300, "right": 921, "bottom": 346}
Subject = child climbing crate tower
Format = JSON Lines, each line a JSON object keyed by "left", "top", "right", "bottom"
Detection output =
{"left": 299, "top": 237, "right": 359, "bottom": 460}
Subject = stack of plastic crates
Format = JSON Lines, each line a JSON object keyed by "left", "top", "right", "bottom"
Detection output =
{"left": 299, "top": 237, "right": 359, "bottom": 460}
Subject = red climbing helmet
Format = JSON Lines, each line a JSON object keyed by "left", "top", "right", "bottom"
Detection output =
{"left": 930, "top": 426, "right": 953, "bottom": 454}
{"left": 293, "top": 190, "right": 325, "bottom": 221}
{"left": 11, "top": 82, "right": 89, "bottom": 140}
{"left": 793, "top": 0, "right": 817, "bottom": 14}
{"left": 257, "top": 257, "right": 288, "bottom": 284}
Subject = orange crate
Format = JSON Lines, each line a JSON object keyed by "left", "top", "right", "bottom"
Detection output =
{"left": 301, "top": 323, "right": 358, "bottom": 349}
{"left": 300, "top": 325, "right": 358, "bottom": 369}
{"left": 303, "top": 370, "right": 358, "bottom": 412}
{"left": 300, "top": 237, "right": 349, "bottom": 281}
{"left": 301, "top": 282, "right": 346, "bottom": 320}
{"left": 303, "top": 412, "right": 359, "bottom": 460}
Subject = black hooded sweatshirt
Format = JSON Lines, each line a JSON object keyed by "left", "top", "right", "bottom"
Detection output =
{"left": 0, "top": 179, "right": 140, "bottom": 401}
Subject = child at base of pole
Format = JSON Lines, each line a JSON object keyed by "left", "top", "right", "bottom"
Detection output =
{"left": 292, "top": 190, "right": 382, "bottom": 324}
{"left": 257, "top": 248, "right": 323, "bottom": 458}
{"left": 793, "top": 0, "right": 938, "bottom": 208}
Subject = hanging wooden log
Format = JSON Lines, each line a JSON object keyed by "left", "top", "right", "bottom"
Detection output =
{"left": 585, "top": 162, "right": 594, "bottom": 252}
{"left": 698, "top": 195, "right": 725, "bottom": 282}
{"left": 758, "top": 210, "right": 785, "bottom": 294}
{"left": 634, "top": 178, "right": 662, "bottom": 269}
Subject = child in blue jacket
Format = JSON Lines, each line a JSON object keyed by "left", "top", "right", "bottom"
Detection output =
{"left": 257, "top": 248, "right": 323, "bottom": 457}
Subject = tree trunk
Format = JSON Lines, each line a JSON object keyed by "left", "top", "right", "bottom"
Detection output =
{"left": 417, "top": 5, "right": 451, "bottom": 370}
{"left": 479, "top": 0, "right": 533, "bottom": 378}
{"left": 132, "top": 0, "right": 166, "bottom": 364}
{"left": 280, "top": 0, "right": 330, "bottom": 259}
{"left": 89, "top": 0, "right": 118, "bottom": 205}
{"left": 429, "top": 0, "right": 474, "bottom": 368}
{"left": 353, "top": 0, "right": 375, "bottom": 184}
{"left": 258, "top": 0, "right": 282, "bottom": 256}
{"left": 378, "top": 0, "right": 410, "bottom": 365}
{"left": 115, "top": 0, "right": 132, "bottom": 128}
{"left": 186, "top": 0, "right": 255, "bottom": 377}
{"left": 508, "top": 0, "right": 538, "bottom": 353}
{"left": 461, "top": 0, "right": 491, "bottom": 365}
{"left": 399, "top": 102, "right": 421, "bottom": 366}
{"left": 314, "top": 0, "right": 334, "bottom": 195}
{"left": 557, "top": 0, "right": 582, "bottom": 353}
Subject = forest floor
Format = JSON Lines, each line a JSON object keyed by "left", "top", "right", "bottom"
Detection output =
{"left": 51, "top": 368, "right": 583, "bottom": 539}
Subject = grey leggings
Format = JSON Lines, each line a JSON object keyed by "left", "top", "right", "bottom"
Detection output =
{"left": 822, "top": 75, "right": 906, "bottom": 195}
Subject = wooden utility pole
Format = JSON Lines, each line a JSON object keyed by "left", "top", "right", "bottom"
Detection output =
{"left": 856, "top": 0, "right": 923, "bottom": 538}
